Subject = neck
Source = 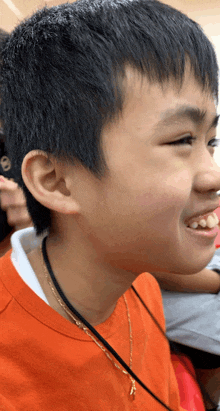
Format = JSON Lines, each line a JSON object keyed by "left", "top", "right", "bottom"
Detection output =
{"left": 42, "top": 231, "right": 137, "bottom": 326}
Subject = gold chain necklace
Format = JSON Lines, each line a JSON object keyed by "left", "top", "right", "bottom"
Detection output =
{"left": 41, "top": 245, "right": 136, "bottom": 399}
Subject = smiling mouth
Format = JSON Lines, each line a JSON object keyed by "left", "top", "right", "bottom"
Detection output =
{"left": 186, "top": 212, "right": 219, "bottom": 230}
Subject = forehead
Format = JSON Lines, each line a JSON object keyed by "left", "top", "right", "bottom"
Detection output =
{"left": 117, "top": 67, "right": 216, "bottom": 133}
{"left": 101, "top": 67, "right": 217, "bottom": 162}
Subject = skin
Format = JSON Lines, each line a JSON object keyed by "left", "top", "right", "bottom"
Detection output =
{"left": 0, "top": 177, "right": 32, "bottom": 231}
{"left": 23, "top": 66, "right": 220, "bottom": 327}
{"left": 155, "top": 267, "right": 220, "bottom": 293}
{"left": 0, "top": 177, "right": 32, "bottom": 257}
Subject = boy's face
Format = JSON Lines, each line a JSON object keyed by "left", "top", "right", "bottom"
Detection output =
{"left": 66, "top": 68, "right": 220, "bottom": 275}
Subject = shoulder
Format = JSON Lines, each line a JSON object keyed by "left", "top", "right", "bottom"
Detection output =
{"left": 133, "top": 272, "right": 165, "bottom": 328}
{"left": 0, "top": 251, "right": 14, "bottom": 313}
{"left": 134, "top": 272, "right": 162, "bottom": 300}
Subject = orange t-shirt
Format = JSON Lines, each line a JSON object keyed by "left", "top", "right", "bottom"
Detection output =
{"left": 0, "top": 251, "right": 185, "bottom": 411}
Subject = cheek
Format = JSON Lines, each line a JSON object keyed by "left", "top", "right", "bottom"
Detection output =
{"left": 92, "top": 166, "right": 192, "bottom": 245}
{"left": 136, "top": 169, "right": 191, "bottom": 209}
{"left": 132, "top": 170, "right": 192, "bottom": 235}
{"left": 164, "top": 168, "right": 192, "bottom": 193}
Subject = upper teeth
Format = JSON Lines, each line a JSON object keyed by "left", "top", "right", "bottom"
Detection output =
{"left": 189, "top": 213, "right": 219, "bottom": 229}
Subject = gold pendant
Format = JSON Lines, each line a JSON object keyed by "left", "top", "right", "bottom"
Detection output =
{"left": 130, "top": 378, "right": 136, "bottom": 399}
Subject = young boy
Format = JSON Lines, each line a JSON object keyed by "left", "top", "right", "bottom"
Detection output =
{"left": 1, "top": 0, "right": 220, "bottom": 410}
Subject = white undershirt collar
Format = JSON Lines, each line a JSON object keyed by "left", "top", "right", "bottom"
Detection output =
{"left": 10, "top": 227, "right": 49, "bottom": 305}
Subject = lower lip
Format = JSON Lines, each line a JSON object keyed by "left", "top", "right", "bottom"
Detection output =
{"left": 186, "top": 225, "right": 219, "bottom": 239}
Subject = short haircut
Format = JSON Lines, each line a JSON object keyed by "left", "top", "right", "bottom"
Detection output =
{"left": 1, "top": 0, "right": 218, "bottom": 235}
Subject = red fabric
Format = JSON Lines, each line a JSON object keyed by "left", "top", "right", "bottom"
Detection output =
{"left": 171, "top": 354, "right": 205, "bottom": 411}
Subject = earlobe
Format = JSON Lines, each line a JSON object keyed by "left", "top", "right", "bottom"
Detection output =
{"left": 21, "top": 150, "right": 80, "bottom": 214}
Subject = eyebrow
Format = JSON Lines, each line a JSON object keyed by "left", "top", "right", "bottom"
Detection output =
{"left": 156, "top": 106, "right": 219, "bottom": 130}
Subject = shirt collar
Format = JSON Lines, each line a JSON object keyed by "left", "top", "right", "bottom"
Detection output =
{"left": 10, "top": 227, "right": 49, "bottom": 305}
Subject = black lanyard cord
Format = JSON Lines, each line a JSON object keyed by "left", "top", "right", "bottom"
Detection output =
{"left": 131, "top": 284, "right": 165, "bottom": 335}
{"left": 42, "top": 236, "right": 218, "bottom": 410}
{"left": 42, "top": 236, "right": 175, "bottom": 411}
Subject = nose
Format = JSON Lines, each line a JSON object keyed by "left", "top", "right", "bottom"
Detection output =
{"left": 194, "top": 154, "right": 220, "bottom": 195}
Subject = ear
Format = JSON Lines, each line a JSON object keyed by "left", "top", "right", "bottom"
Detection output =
{"left": 21, "top": 150, "right": 80, "bottom": 214}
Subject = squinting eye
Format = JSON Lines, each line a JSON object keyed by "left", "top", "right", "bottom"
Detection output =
{"left": 208, "top": 138, "right": 220, "bottom": 147}
{"left": 168, "top": 136, "right": 196, "bottom": 146}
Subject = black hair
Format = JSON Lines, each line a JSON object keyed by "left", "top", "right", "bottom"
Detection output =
{"left": 0, "top": 28, "right": 8, "bottom": 59}
{"left": 0, "top": 29, "right": 9, "bottom": 121}
{"left": 0, "top": 29, "right": 9, "bottom": 59}
{"left": 1, "top": 0, "right": 219, "bottom": 235}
